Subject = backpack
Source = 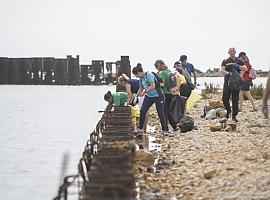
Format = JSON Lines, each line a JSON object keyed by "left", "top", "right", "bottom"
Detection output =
{"left": 150, "top": 71, "right": 163, "bottom": 88}
{"left": 228, "top": 67, "right": 245, "bottom": 90}
{"left": 165, "top": 72, "right": 178, "bottom": 92}
{"left": 140, "top": 71, "right": 163, "bottom": 95}
{"left": 249, "top": 68, "right": 257, "bottom": 79}
{"left": 178, "top": 67, "right": 195, "bottom": 90}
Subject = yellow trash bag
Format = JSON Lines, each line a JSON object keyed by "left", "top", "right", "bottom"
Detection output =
{"left": 186, "top": 90, "right": 202, "bottom": 112}
{"left": 130, "top": 106, "right": 140, "bottom": 130}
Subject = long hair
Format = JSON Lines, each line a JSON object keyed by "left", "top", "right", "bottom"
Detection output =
{"left": 154, "top": 60, "right": 167, "bottom": 71}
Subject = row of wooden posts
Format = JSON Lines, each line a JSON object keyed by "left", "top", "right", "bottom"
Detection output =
{"left": 0, "top": 55, "right": 131, "bottom": 88}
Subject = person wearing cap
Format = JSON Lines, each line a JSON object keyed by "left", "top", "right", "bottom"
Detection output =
{"left": 220, "top": 47, "right": 247, "bottom": 122}
{"left": 174, "top": 61, "right": 192, "bottom": 98}
{"left": 179, "top": 55, "right": 197, "bottom": 86}
{"left": 238, "top": 52, "right": 258, "bottom": 112}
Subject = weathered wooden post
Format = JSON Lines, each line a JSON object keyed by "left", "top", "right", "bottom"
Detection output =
{"left": 92, "top": 60, "right": 104, "bottom": 85}
{"left": 43, "top": 57, "right": 55, "bottom": 85}
{"left": 55, "top": 58, "right": 68, "bottom": 85}
{"left": 0, "top": 57, "right": 9, "bottom": 84}
{"left": 67, "top": 55, "right": 80, "bottom": 85}
{"left": 116, "top": 56, "right": 131, "bottom": 92}
{"left": 30, "top": 58, "right": 43, "bottom": 84}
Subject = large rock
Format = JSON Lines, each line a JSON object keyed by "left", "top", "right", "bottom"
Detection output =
{"left": 135, "top": 149, "right": 156, "bottom": 167}
{"left": 209, "top": 122, "right": 223, "bottom": 132}
{"left": 205, "top": 109, "right": 217, "bottom": 120}
{"left": 208, "top": 100, "right": 221, "bottom": 108}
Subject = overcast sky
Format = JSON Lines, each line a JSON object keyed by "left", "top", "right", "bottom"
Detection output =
{"left": 1, "top": 0, "right": 270, "bottom": 72}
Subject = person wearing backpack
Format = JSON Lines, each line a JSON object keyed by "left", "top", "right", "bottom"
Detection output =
{"left": 132, "top": 64, "right": 169, "bottom": 136}
{"left": 238, "top": 52, "right": 258, "bottom": 112}
{"left": 220, "top": 47, "right": 247, "bottom": 122}
{"left": 154, "top": 60, "right": 179, "bottom": 131}
{"left": 179, "top": 55, "right": 197, "bottom": 87}
{"left": 174, "top": 61, "right": 192, "bottom": 98}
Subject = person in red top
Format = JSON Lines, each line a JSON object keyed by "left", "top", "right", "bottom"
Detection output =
{"left": 238, "top": 52, "right": 258, "bottom": 112}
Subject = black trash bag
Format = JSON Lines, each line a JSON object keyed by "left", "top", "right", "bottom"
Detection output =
{"left": 178, "top": 116, "right": 194, "bottom": 133}
{"left": 169, "top": 95, "right": 187, "bottom": 124}
{"left": 228, "top": 67, "right": 245, "bottom": 90}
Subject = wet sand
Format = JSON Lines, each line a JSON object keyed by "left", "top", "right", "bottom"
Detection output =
{"left": 137, "top": 93, "right": 270, "bottom": 200}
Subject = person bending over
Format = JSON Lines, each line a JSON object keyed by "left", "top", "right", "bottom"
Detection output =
{"left": 132, "top": 64, "right": 169, "bottom": 136}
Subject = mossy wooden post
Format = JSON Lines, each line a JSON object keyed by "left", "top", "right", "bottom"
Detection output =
{"left": 116, "top": 56, "right": 131, "bottom": 92}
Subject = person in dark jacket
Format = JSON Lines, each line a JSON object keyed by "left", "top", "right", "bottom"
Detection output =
{"left": 118, "top": 73, "right": 140, "bottom": 105}
{"left": 220, "top": 47, "right": 247, "bottom": 122}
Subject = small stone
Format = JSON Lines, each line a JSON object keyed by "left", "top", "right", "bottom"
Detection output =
{"left": 204, "top": 170, "right": 217, "bottom": 179}
{"left": 261, "top": 152, "right": 270, "bottom": 160}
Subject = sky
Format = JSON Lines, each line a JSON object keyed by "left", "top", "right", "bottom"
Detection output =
{"left": 1, "top": 0, "right": 270, "bottom": 72}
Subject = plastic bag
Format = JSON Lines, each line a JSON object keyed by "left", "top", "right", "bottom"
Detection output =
{"left": 169, "top": 95, "right": 187, "bottom": 124}
{"left": 228, "top": 67, "right": 245, "bottom": 90}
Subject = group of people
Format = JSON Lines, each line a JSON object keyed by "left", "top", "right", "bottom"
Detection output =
{"left": 220, "top": 47, "right": 269, "bottom": 122}
{"left": 104, "top": 55, "right": 197, "bottom": 136}
{"left": 103, "top": 48, "right": 270, "bottom": 135}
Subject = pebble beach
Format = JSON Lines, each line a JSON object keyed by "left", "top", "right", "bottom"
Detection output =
{"left": 136, "top": 93, "right": 270, "bottom": 200}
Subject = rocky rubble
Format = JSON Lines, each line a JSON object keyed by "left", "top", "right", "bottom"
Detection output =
{"left": 135, "top": 93, "right": 270, "bottom": 199}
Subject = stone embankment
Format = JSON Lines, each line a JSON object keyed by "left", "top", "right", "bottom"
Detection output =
{"left": 136, "top": 94, "right": 270, "bottom": 200}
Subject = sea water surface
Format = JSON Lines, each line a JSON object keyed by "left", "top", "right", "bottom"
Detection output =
{"left": 0, "top": 77, "right": 267, "bottom": 200}
{"left": 0, "top": 85, "right": 113, "bottom": 200}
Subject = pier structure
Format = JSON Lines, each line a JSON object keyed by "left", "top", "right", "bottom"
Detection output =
{"left": 54, "top": 106, "right": 138, "bottom": 200}
{"left": 0, "top": 55, "right": 131, "bottom": 85}
{"left": 53, "top": 59, "right": 137, "bottom": 200}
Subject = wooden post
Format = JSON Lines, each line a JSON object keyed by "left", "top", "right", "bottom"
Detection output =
{"left": 0, "top": 57, "right": 9, "bottom": 84}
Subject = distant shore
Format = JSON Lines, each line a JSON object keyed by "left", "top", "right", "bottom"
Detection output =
{"left": 196, "top": 70, "right": 269, "bottom": 77}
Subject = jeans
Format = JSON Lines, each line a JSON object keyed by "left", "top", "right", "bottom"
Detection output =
{"left": 139, "top": 95, "right": 168, "bottom": 131}
{"left": 164, "top": 93, "right": 177, "bottom": 129}
{"left": 222, "top": 83, "right": 240, "bottom": 118}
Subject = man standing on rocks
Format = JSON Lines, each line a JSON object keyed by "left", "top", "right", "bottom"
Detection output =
{"left": 220, "top": 47, "right": 247, "bottom": 122}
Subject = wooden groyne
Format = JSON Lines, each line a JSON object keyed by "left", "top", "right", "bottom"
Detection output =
{"left": 0, "top": 55, "right": 131, "bottom": 85}
{"left": 54, "top": 106, "right": 138, "bottom": 200}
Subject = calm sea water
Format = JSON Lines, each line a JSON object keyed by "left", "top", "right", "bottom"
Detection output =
{"left": 0, "top": 77, "right": 267, "bottom": 200}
